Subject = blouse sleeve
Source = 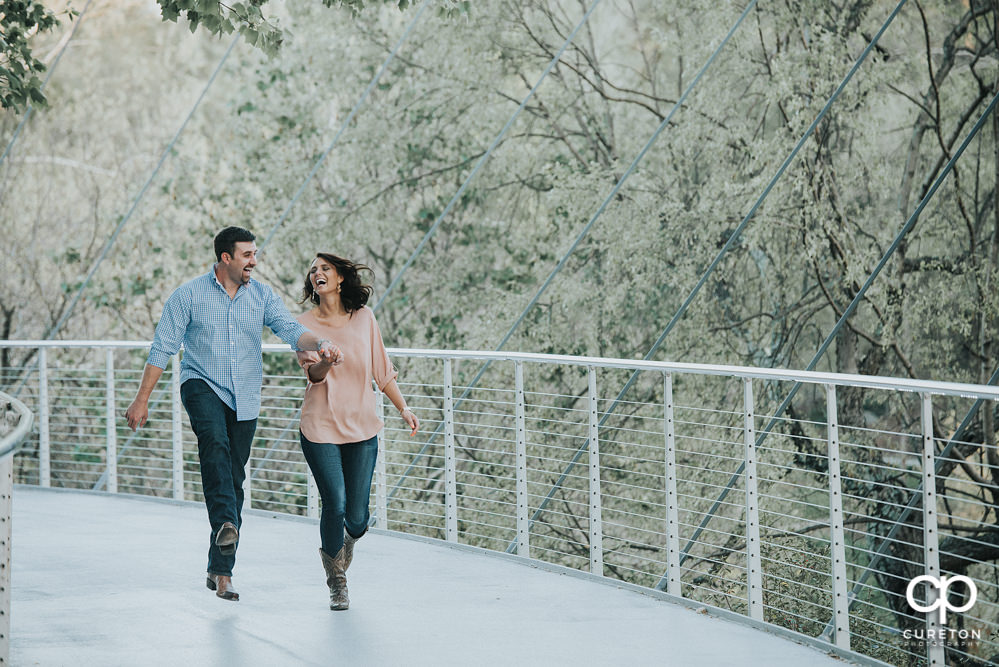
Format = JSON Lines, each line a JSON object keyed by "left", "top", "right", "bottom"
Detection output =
{"left": 370, "top": 310, "right": 398, "bottom": 391}
{"left": 297, "top": 350, "right": 327, "bottom": 384}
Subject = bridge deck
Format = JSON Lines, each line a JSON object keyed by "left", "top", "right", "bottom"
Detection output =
{"left": 13, "top": 487, "right": 852, "bottom": 666}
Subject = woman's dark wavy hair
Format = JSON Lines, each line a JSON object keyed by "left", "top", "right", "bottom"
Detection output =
{"left": 300, "top": 253, "right": 373, "bottom": 313}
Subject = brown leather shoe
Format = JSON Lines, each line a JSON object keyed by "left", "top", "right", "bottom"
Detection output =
{"left": 206, "top": 574, "right": 239, "bottom": 601}
{"left": 215, "top": 522, "right": 239, "bottom": 555}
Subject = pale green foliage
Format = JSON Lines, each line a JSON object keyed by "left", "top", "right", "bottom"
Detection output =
{"left": 0, "top": 0, "right": 69, "bottom": 111}
{"left": 154, "top": 0, "right": 451, "bottom": 57}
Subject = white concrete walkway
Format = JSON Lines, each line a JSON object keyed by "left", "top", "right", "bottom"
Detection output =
{"left": 13, "top": 487, "right": 856, "bottom": 666}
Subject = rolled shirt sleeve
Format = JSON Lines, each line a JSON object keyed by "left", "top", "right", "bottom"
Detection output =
{"left": 146, "top": 286, "right": 190, "bottom": 369}
{"left": 264, "top": 287, "right": 310, "bottom": 349}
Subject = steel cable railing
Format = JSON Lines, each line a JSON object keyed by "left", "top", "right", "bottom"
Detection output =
{"left": 4, "top": 340, "right": 999, "bottom": 665}
{"left": 663, "top": 86, "right": 999, "bottom": 620}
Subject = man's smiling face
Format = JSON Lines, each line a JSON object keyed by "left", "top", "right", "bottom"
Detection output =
{"left": 222, "top": 241, "right": 258, "bottom": 286}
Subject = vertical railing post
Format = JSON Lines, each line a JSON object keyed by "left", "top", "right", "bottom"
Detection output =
{"left": 171, "top": 355, "right": 183, "bottom": 501}
{"left": 374, "top": 388, "right": 387, "bottom": 527}
{"left": 244, "top": 453, "right": 253, "bottom": 510}
{"left": 443, "top": 359, "right": 458, "bottom": 542}
{"left": 921, "top": 394, "right": 945, "bottom": 666}
{"left": 588, "top": 367, "right": 603, "bottom": 576}
{"left": 105, "top": 349, "right": 117, "bottom": 494}
{"left": 826, "top": 385, "right": 850, "bottom": 650}
{"left": 307, "top": 467, "right": 319, "bottom": 520}
{"left": 744, "top": 378, "right": 763, "bottom": 621}
{"left": 0, "top": 454, "right": 10, "bottom": 665}
{"left": 515, "top": 361, "right": 529, "bottom": 557}
{"left": 664, "top": 372, "right": 681, "bottom": 596}
{"left": 38, "top": 348, "right": 50, "bottom": 487}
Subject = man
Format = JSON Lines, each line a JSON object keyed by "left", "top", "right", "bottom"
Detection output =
{"left": 124, "top": 226, "right": 341, "bottom": 602}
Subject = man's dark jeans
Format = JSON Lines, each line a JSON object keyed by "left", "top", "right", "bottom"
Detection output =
{"left": 181, "top": 379, "right": 257, "bottom": 577}
{"left": 300, "top": 432, "right": 378, "bottom": 557}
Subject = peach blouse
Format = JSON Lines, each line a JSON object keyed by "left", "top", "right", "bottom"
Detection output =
{"left": 296, "top": 306, "right": 398, "bottom": 444}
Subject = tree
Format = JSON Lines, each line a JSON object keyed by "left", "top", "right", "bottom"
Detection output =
{"left": 0, "top": 0, "right": 66, "bottom": 112}
{"left": 154, "top": 0, "right": 415, "bottom": 57}
{"left": 0, "top": 1, "right": 434, "bottom": 116}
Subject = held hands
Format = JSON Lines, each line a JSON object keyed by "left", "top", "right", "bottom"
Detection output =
{"left": 317, "top": 340, "right": 344, "bottom": 367}
{"left": 400, "top": 408, "right": 420, "bottom": 436}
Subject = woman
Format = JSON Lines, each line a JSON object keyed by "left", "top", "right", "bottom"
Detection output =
{"left": 296, "top": 252, "right": 419, "bottom": 611}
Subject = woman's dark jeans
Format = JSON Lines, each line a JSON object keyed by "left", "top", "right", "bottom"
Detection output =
{"left": 300, "top": 432, "right": 378, "bottom": 557}
{"left": 181, "top": 379, "right": 257, "bottom": 577}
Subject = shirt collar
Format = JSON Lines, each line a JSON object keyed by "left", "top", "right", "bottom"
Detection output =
{"left": 209, "top": 264, "right": 252, "bottom": 297}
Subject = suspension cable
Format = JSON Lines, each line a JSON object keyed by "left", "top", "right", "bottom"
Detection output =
{"left": 258, "top": 0, "right": 430, "bottom": 251}
{"left": 372, "top": 0, "right": 605, "bottom": 312}
{"left": 96, "top": 4, "right": 430, "bottom": 488}
{"left": 85, "top": 36, "right": 248, "bottom": 489}
{"left": 381, "top": 0, "right": 756, "bottom": 512}
{"left": 660, "top": 86, "right": 999, "bottom": 588}
{"left": 0, "top": 0, "right": 94, "bottom": 168}
{"left": 45, "top": 35, "right": 241, "bottom": 341}
{"left": 513, "top": 0, "right": 911, "bottom": 556}
{"left": 9, "top": 34, "right": 241, "bottom": 402}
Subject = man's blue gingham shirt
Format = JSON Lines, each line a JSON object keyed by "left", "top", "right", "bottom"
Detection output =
{"left": 147, "top": 267, "right": 309, "bottom": 421}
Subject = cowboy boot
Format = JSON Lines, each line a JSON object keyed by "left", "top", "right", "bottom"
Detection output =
{"left": 319, "top": 547, "right": 349, "bottom": 611}
{"left": 215, "top": 522, "right": 239, "bottom": 556}
{"left": 206, "top": 573, "right": 239, "bottom": 601}
{"left": 343, "top": 527, "right": 367, "bottom": 571}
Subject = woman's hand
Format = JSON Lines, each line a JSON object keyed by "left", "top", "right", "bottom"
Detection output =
{"left": 400, "top": 408, "right": 419, "bottom": 436}
{"left": 318, "top": 341, "right": 344, "bottom": 366}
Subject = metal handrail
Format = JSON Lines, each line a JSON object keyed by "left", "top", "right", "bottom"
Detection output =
{"left": 3, "top": 340, "right": 998, "bottom": 400}
{"left": 0, "top": 392, "right": 33, "bottom": 460}
{"left": 0, "top": 391, "right": 34, "bottom": 666}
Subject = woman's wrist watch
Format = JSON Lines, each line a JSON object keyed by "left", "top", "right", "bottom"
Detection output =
{"left": 316, "top": 338, "right": 331, "bottom": 352}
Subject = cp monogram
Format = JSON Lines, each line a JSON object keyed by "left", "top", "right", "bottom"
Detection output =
{"left": 905, "top": 575, "right": 977, "bottom": 624}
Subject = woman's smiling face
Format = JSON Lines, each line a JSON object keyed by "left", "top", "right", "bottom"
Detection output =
{"left": 309, "top": 258, "right": 342, "bottom": 297}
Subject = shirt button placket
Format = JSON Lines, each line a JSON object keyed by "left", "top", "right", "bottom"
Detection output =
{"left": 229, "top": 306, "right": 237, "bottom": 396}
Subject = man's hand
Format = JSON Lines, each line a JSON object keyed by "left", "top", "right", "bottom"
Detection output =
{"left": 125, "top": 398, "right": 149, "bottom": 431}
{"left": 318, "top": 340, "right": 344, "bottom": 366}
{"left": 124, "top": 364, "right": 165, "bottom": 431}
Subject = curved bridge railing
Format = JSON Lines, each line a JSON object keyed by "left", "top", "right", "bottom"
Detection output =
{"left": 2, "top": 340, "right": 998, "bottom": 666}
{"left": 0, "top": 390, "right": 33, "bottom": 666}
